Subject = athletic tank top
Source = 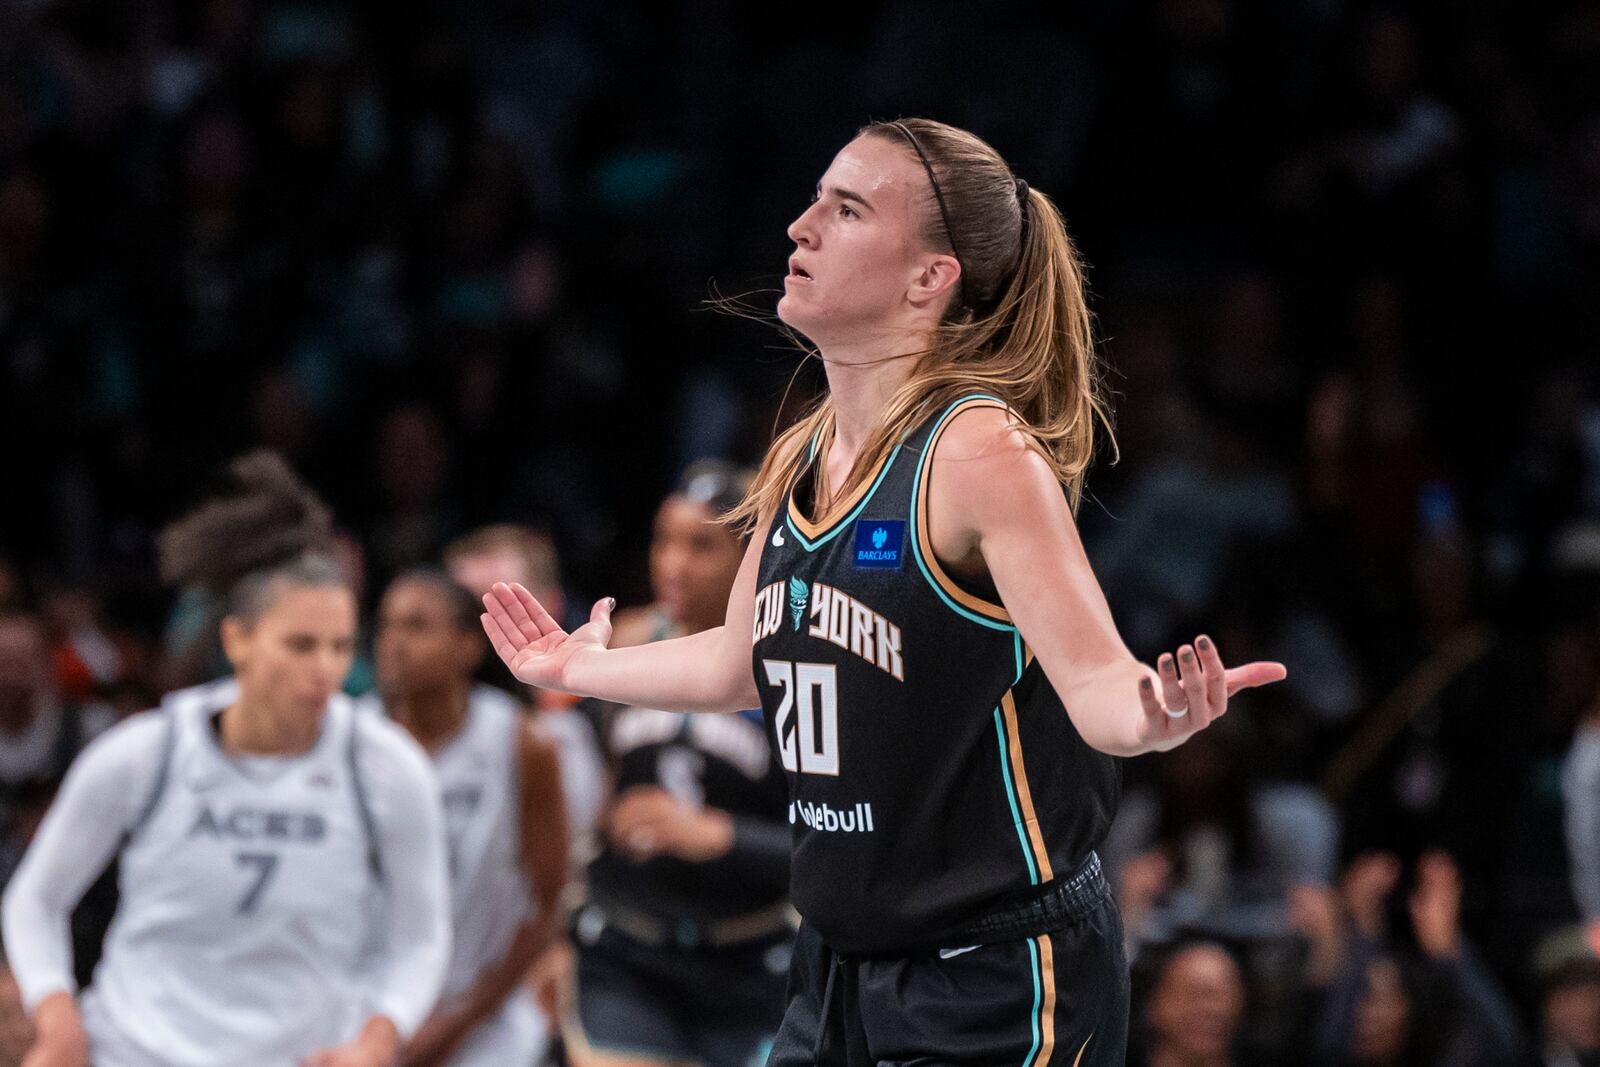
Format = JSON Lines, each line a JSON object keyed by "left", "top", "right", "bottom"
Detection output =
{"left": 425, "top": 686, "right": 532, "bottom": 999}
{"left": 83, "top": 683, "right": 384, "bottom": 1067}
{"left": 752, "top": 394, "right": 1120, "bottom": 955}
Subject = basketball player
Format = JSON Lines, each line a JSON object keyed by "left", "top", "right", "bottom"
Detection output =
{"left": 444, "top": 526, "right": 605, "bottom": 858}
{"left": 366, "top": 569, "right": 569, "bottom": 1067}
{"left": 2, "top": 452, "right": 451, "bottom": 1067}
{"left": 569, "top": 461, "right": 791, "bottom": 1067}
{"left": 479, "top": 119, "right": 1287, "bottom": 1065}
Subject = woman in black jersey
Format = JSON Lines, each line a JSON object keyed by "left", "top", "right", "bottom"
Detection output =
{"left": 570, "top": 461, "right": 792, "bottom": 1067}
{"left": 482, "top": 118, "right": 1287, "bottom": 1066}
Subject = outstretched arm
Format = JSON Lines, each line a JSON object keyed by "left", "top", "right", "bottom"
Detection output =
{"left": 480, "top": 520, "right": 767, "bottom": 714}
{"left": 928, "top": 407, "right": 1285, "bottom": 757}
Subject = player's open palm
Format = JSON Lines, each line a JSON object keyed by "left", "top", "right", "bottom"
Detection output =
{"left": 480, "top": 582, "right": 614, "bottom": 692}
{"left": 1134, "top": 635, "right": 1286, "bottom": 752}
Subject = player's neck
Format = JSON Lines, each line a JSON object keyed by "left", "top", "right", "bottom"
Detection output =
{"left": 218, "top": 698, "right": 322, "bottom": 756}
{"left": 390, "top": 683, "right": 471, "bottom": 751}
{"left": 818, "top": 338, "right": 921, "bottom": 458}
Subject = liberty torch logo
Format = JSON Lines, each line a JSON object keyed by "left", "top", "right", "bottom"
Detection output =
{"left": 788, "top": 577, "right": 809, "bottom": 630}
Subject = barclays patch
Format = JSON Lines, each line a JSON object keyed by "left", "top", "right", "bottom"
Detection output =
{"left": 853, "top": 519, "right": 905, "bottom": 569}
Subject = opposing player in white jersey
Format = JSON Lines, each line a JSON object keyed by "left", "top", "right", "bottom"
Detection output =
{"left": 1, "top": 452, "right": 452, "bottom": 1067}
{"left": 366, "top": 569, "right": 569, "bottom": 1067}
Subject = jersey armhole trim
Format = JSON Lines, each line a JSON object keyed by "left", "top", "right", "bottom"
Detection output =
{"left": 124, "top": 710, "right": 178, "bottom": 846}
{"left": 909, "top": 394, "right": 1015, "bottom": 629}
{"left": 348, "top": 720, "right": 386, "bottom": 883}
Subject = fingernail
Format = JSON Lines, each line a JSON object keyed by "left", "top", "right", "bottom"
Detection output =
{"left": 606, "top": 597, "right": 617, "bottom": 612}
{"left": 1141, "top": 677, "right": 1153, "bottom": 691}
{"left": 1198, "top": 636, "right": 1210, "bottom": 651}
{"left": 1159, "top": 655, "right": 1173, "bottom": 671}
{"left": 1182, "top": 650, "right": 1194, "bottom": 664}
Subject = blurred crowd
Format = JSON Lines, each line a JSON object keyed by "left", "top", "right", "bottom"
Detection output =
{"left": 2, "top": 0, "right": 1600, "bottom": 1063}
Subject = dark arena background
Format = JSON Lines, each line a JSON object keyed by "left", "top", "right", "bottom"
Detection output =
{"left": 1, "top": 1, "right": 1598, "bottom": 1065}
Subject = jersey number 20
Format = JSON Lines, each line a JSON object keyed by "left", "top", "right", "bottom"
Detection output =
{"left": 762, "top": 660, "right": 839, "bottom": 776}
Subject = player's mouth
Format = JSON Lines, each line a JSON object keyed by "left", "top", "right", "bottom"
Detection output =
{"left": 787, "top": 258, "right": 812, "bottom": 282}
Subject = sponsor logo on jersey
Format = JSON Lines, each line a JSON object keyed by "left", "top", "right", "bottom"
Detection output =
{"left": 188, "top": 803, "right": 328, "bottom": 843}
{"left": 771, "top": 525, "right": 786, "bottom": 547}
{"left": 788, "top": 799, "right": 876, "bottom": 833}
{"left": 852, "top": 520, "right": 904, "bottom": 569}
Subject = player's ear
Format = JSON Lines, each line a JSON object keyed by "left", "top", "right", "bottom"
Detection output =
{"left": 220, "top": 614, "right": 252, "bottom": 671}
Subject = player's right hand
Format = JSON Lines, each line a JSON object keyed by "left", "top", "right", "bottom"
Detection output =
{"left": 21, "top": 993, "right": 88, "bottom": 1067}
{"left": 480, "top": 582, "right": 614, "bottom": 693}
{"left": 21, "top": 1032, "right": 88, "bottom": 1067}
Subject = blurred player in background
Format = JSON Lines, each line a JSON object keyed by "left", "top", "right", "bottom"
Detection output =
{"left": 1, "top": 452, "right": 451, "bottom": 1067}
{"left": 445, "top": 525, "right": 605, "bottom": 858}
{"left": 367, "top": 568, "right": 569, "bottom": 1067}
{"left": 569, "top": 461, "right": 790, "bottom": 1067}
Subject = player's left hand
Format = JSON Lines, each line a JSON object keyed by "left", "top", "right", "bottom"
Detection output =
{"left": 607, "top": 786, "right": 734, "bottom": 863}
{"left": 1134, "top": 635, "right": 1286, "bottom": 752}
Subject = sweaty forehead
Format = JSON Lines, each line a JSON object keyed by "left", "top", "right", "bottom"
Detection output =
{"left": 823, "top": 136, "right": 922, "bottom": 209}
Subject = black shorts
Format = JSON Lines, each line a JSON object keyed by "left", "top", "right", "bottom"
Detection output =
{"left": 768, "top": 858, "right": 1129, "bottom": 1067}
{"left": 568, "top": 923, "right": 791, "bottom": 1067}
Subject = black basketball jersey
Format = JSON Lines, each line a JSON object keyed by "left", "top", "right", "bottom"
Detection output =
{"left": 587, "top": 703, "right": 790, "bottom": 920}
{"left": 752, "top": 393, "right": 1120, "bottom": 955}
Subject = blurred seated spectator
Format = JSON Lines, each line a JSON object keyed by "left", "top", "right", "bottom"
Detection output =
{"left": 1565, "top": 690, "right": 1600, "bottom": 959}
{"left": 1107, "top": 722, "right": 1340, "bottom": 952}
{"left": 0, "top": 612, "right": 113, "bottom": 889}
{"left": 1312, "top": 850, "right": 1528, "bottom": 1066}
{"left": 1133, "top": 938, "right": 1249, "bottom": 1067}
{"left": 1533, "top": 927, "right": 1600, "bottom": 1067}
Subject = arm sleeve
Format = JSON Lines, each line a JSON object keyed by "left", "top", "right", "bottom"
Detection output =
{"left": 356, "top": 718, "right": 452, "bottom": 1039}
{"left": 1563, "top": 724, "right": 1600, "bottom": 921}
{"left": 1, "top": 714, "right": 168, "bottom": 1010}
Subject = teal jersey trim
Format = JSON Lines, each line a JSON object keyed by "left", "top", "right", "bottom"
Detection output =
{"left": 785, "top": 442, "right": 905, "bottom": 552}
{"left": 908, "top": 393, "right": 1017, "bottom": 632}
{"left": 993, "top": 708, "right": 1041, "bottom": 886}
{"left": 1023, "top": 935, "right": 1045, "bottom": 1067}
{"left": 1013, "top": 632, "right": 1026, "bottom": 684}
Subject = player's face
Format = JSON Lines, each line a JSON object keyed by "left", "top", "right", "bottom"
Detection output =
{"left": 650, "top": 497, "right": 743, "bottom": 634}
{"left": 374, "top": 580, "right": 474, "bottom": 695}
{"left": 778, "top": 134, "right": 945, "bottom": 346}
{"left": 228, "top": 582, "right": 357, "bottom": 726}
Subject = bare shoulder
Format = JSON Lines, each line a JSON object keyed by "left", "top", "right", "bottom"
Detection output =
{"left": 931, "top": 404, "right": 1060, "bottom": 509}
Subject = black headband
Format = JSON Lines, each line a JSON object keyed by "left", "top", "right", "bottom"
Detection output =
{"left": 890, "top": 121, "right": 969, "bottom": 312}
